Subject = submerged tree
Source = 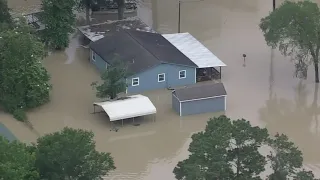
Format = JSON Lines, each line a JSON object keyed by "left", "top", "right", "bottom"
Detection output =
{"left": 173, "top": 116, "right": 269, "bottom": 180}
{"left": 115, "top": 0, "right": 125, "bottom": 20}
{"left": 174, "top": 115, "right": 319, "bottom": 180}
{"left": 267, "top": 134, "right": 304, "bottom": 179}
{"left": 259, "top": 1, "right": 320, "bottom": 82}
{"left": 92, "top": 56, "right": 128, "bottom": 99}
{"left": 40, "top": 0, "right": 77, "bottom": 49}
{"left": 0, "top": 19, "right": 51, "bottom": 121}
{"left": 34, "top": 127, "right": 115, "bottom": 180}
{"left": 0, "top": 137, "right": 39, "bottom": 180}
{"left": 77, "top": 0, "right": 96, "bottom": 25}
{"left": 0, "top": 0, "right": 12, "bottom": 28}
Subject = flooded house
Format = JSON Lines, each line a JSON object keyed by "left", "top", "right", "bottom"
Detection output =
{"left": 89, "top": 29, "right": 227, "bottom": 93}
{"left": 172, "top": 83, "right": 227, "bottom": 116}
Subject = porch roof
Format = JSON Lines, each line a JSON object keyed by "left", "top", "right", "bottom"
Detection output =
{"left": 162, "top": 33, "right": 227, "bottom": 68}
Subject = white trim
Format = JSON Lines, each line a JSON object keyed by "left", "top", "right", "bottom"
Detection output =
{"left": 172, "top": 93, "right": 182, "bottom": 116}
{"left": 179, "top": 70, "right": 186, "bottom": 79}
{"left": 158, "top": 73, "right": 165, "bottom": 82}
{"left": 132, "top": 77, "right": 139, "bottom": 86}
{"left": 194, "top": 68, "right": 197, "bottom": 83}
{"left": 92, "top": 51, "right": 96, "bottom": 62}
{"left": 224, "top": 96, "right": 227, "bottom": 111}
{"left": 180, "top": 95, "right": 227, "bottom": 103}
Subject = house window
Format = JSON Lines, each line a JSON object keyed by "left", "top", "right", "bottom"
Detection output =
{"left": 179, "top": 70, "right": 186, "bottom": 79}
{"left": 132, "top": 77, "right": 139, "bottom": 86}
{"left": 158, "top": 73, "right": 165, "bottom": 82}
{"left": 92, "top": 51, "right": 96, "bottom": 62}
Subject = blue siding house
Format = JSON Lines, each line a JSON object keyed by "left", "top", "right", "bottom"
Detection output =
{"left": 89, "top": 30, "right": 199, "bottom": 93}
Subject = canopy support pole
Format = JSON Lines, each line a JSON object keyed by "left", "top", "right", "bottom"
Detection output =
{"left": 219, "top": 66, "right": 222, "bottom": 79}
{"left": 122, "top": 119, "right": 123, "bottom": 126}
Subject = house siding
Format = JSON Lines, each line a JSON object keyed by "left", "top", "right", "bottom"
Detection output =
{"left": 180, "top": 96, "right": 226, "bottom": 116}
{"left": 90, "top": 49, "right": 108, "bottom": 73}
{"left": 127, "top": 64, "right": 196, "bottom": 93}
{"left": 172, "top": 94, "right": 180, "bottom": 115}
{"left": 0, "top": 122, "right": 17, "bottom": 142}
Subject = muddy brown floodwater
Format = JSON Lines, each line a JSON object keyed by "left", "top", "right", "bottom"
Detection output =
{"left": 4, "top": 0, "right": 320, "bottom": 179}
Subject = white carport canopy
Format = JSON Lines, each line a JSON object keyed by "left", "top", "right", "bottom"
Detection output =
{"left": 162, "top": 33, "right": 227, "bottom": 68}
{"left": 93, "top": 94, "right": 156, "bottom": 121}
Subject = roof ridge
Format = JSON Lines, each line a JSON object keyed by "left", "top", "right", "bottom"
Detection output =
{"left": 125, "top": 30, "right": 163, "bottom": 64}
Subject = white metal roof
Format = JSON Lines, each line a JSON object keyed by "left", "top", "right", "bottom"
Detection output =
{"left": 93, "top": 94, "right": 156, "bottom": 121}
{"left": 162, "top": 33, "right": 227, "bottom": 68}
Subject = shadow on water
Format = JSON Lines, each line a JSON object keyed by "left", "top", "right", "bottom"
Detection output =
{"left": 260, "top": 81, "right": 320, "bottom": 164}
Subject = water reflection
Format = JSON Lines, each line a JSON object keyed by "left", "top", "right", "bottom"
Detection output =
{"left": 260, "top": 81, "right": 320, "bottom": 164}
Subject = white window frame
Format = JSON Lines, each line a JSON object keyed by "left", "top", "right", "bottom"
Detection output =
{"left": 132, "top": 77, "right": 139, "bottom": 86}
{"left": 179, "top": 70, "right": 186, "bottom": 79}
{"left": 158, "top": 73, "right": 165, "bottom": 82}
{"left": 92, "top": 51, "right": 96, "bottom": 62}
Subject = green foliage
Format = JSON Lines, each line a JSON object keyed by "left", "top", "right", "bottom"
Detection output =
{"left": 174, "top": 115, "right": 269, "bottom": 180}
{"left": 294, "top": 170, "right": 320, "bottom": 180}
{"left": 228, "top": 119, "right": 269, "bottom": 179}
{"left": 92, "top": 56, "right": 128, "bottom": 99}
{"left": 0, "top": 19, "right": 51, "bottom": 121}
{"left": 34, "top": 127, "right": 116, "bottom": 180}
{"left": 40, "top": 0, "right": 77, "bottom": 49}
{"left": 267, "top": 134, "right": 303, "bottom": 179}
{"left": 174, "top": 115, "right": 318, "bottom": 180}
{"left": 0, "top": 0, "right": 12, "bottom": 28}
{"left": 259, "top": 1, "right": 320, "bottom": 82}
{"left": 0, "top": 136, "right": 39, "bottom": 180}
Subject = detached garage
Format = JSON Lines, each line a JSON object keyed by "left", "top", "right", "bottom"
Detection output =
{"left": 172, "top": 83, "right": 227, "bottom": 116}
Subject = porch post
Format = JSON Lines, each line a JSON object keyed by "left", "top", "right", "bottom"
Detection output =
{"left": 219, "top": 66, "right": 222, "bottom": 79}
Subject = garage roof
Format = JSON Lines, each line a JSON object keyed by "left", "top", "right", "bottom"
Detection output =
{"left": 173, "top": 83, "right": 227, "bottom": 102}
{"left": 93, "top": 94, "right": 156, "bottom": 121}
{"left": 162, "top": 33, "right": 227, "bottom": 68}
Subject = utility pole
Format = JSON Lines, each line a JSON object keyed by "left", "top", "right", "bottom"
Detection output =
{"left": 178, "top": 1, "right": 181, "bottom": 33}
{"left": 178, "top": 0, "right": 203, "bottom": 33}
{"left": 273, "top": 0, "right": 275, "bottom": 10}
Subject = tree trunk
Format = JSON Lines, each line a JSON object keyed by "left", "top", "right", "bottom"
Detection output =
{"left": 118, "top": 6, "right": 125, "bottom": 20}
{"left": 315, "top": 60, "right": 319, "bottom": 83}
{"left": 85, "top": 5, "right": 90, "bottom": 25}
{"left": 117, "top": 0, "right": 125, "bottom": 20}
{"left": 236, "top": 147, "right": 240, "bottom": 177}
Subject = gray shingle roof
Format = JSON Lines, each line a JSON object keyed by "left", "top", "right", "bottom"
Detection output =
{"left": 89, "top": 30, "right": 197, "bottom": 75}
{"left": 173, "top": 83, "right": 227, "bottom": 102}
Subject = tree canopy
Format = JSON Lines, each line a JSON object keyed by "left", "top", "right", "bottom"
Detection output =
{"left": 0, "top": 19, "right": 51, "bottom": 121}
{"left": 92, "top": 56, "right": 128, "bottom": 99}
{"left": 259, "top": 0, "right": 320, "bottom": 83}
{"left": 34, "top": 127, "right": 115, "bottom": 180}
{"left": 40, "top": 0, "right": 77, "bottom": 49}
{"left": 174, "top": 115, "right": 318, "bottom": 180}
{"left": 0, "top": 127, "right": 115, "bottom": 179}
{"left": 0, "top": 137, "right": 39, "bottom": 180}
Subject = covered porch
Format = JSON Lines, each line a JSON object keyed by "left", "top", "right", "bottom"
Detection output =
{"left": 162, "top": 32, "right": 226, "bottom": 82}
{"left": 93, "top": 94, "right": 157, "bottom": 128}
